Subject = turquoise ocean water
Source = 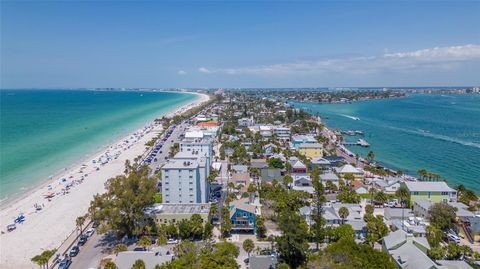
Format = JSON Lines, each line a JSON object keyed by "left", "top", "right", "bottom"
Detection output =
{"left": 0, "top": 90, "right": 197, "bottom": 200}
{"left": 291, "top": 94, "right": 480, "bottom": 193}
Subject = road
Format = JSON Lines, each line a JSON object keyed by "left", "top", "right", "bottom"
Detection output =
{"left": 69, "top": 231, "right": 117, "bottom": 269}
{"left": 148, "top": 122, "right": 187, "bottom": 174}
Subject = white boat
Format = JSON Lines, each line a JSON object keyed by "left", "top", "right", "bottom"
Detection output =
{"left": 357, "top": 138, "right": 370, "bottom": 147}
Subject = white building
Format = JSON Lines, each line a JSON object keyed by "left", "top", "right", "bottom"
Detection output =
{"left": 173, "top": 151, "right": 210, "bottom": 203}
{"left": 238, "top": 117, "right": 255, "bottom": 127}
{"left": 162, "top": 160, "right": 203, "bottom": 204}
{"left": 179, "top": 138, "right": 213, "bottom": 166}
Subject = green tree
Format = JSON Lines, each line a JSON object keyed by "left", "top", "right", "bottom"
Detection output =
{"left": 338, "top": 207, "right": 349, "bottom": 224}
{"left": 131, "top": 259, "right": 146, "bottom": 269}
{"left": 113, "top": 243, "right": 128, "bottom": 255}
{"left": 31, "top": 255, "right": 46, "bottom": 269}
{"left": 330, "top": 224, "right": 356, "bottom": 242}
{"left": 104, "top": 261, "right": 118, "bottom": 269}
{"left": 276, "top": 211, "right": 309, "bottom": 268}
{"left": 268, "top": 157, "right": 284, "bottom": 169}
{"left": 89, "top": 164, "right": 156, "bottom": 237}
{"left": 221, "top": 206, "right": 232, "bottom": 237}
{"left": 308, "top": 238, "right": 396, "bottom": 269}
{"left": 190, "top": 214, "right": 204, "bottom": 239}
{"left": 277, "top": 263, "right": 291, "bottom": 269}
{"left": 428, "top": 203, "right": 457, "bottom": 230}
{"left": 365, "top": 215, "right": 389, "bottom": 246}
{"left": 374, "top": 190, "right": 388, "bottom": 204}
{"left": 178, "top": 219, "right": 192, "bottom": 239}
{"left": 426, "top": 225, "right": 443, "bottom": 247}
{"left": 283, "top": 175, "right": 293, "bottom": 189}
{"left": 337, "top": 188, "right": 360, "bottom": 203}
{"left": 76, "top": 214, "right": 87, "bottom": 235}
{"left": 203, "top": 222, "right": 214, "bottom": 240}
{"left": 138, "top": 236, "right": 152, "bottom": 250}
{"left": 311, "top": 167, "right": 326, "bottom": 250}
{"left": 428, "top": 246, "right": 446, "bottom": 260}
{"left": 343, "top": 173, "right": 355, "bottom": 184}
{"left": 41, "top": 249, "right": 56, "bottom": 269}
{"left": 256, "top": 216, "right": 267, "bottom": 238}
{"left": 210, "top": 203, "right": 218, "bottom": 216}
{"left": 366, "top": 151, "right": 375, "bottom": 163}
{"left": 365, "top": 204, "right": 374, "bottom": 215}
{"left": 165, "top": 223, "right": 178, "bottom": 238}
{"left": 446, "top": 242, "right": 461, "bottom": 260}
{"left": 396, "top": 185, "right": 410, "bottom": 229}
{"left": 243, "top": 239, "right": 255, "bottom": 257}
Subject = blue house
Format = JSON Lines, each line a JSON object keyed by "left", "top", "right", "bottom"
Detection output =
{"left": 290, "top": 135, "right": 317, "bottom": 150}
{"left": 229, "top": 197, "right": 258, "bottom": 233}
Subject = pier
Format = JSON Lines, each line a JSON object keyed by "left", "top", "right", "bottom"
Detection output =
{"left": 343, "top": 138, "right": 370, "bottom": 147}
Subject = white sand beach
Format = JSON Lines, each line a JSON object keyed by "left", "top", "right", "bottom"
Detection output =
{"left": 0, "top": 92, "right": 210, "bottom": 268}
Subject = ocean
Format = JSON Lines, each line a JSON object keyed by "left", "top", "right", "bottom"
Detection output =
{"left": 0, "top": 90, "right": 197, "bottom": 200}
{"left": 291, "top": 94, "right": 480, "bottom": 193}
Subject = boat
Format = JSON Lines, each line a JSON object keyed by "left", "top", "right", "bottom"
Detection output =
{"left": 357, "top": 138, "right": 370, "bottom": 147}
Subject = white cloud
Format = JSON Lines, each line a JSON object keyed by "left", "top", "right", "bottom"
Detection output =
{"left": 178, "top": 70, "right": 187, "bottom": 75}
{"left": 198, "top": 44, "right": 480, "bottom": 75}
{"left": 198, "top": 67, "right": 211, "bottom": 73}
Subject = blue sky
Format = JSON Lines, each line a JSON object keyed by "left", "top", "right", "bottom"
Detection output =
{"left": 1, "top": 1, "right": 479, "bottom": 88}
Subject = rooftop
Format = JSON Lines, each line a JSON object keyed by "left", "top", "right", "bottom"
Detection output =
{"left": 145, "top": 203, "right": 211, "bottom": 215}
{"left": 162, "top": 159, "right": 199, "bottom": 169}
{"left": 298, "top": 143, "right": 323, "bottom": 149}
{"left": 404, "top": 181, "right": 456, "bottom": 193}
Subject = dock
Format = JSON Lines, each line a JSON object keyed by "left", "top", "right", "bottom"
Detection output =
{"left": 343, "top": 138, "right": 370, "bottom": 147}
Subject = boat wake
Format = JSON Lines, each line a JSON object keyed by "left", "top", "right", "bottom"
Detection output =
{"left": 383, "top": 125, "right": 480, "bottom": 149}
{"left": 340, "top": 114, "right": 360, "bottom": 121}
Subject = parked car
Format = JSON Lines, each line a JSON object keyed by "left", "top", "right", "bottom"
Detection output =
{"left": 447, "top": 233, "right": 460, "bottom": 243}
{"left": 167, "top": 238, "right": 179, "bottom": 245}
{"left": 58, "top": 257, "right": 72, "bottom": 269}
{"left": 69, "top": 246, "right": 79, "bottom": 257}
{"left": 78, "top": 235, "right": 88, "bottom": 246}
{"left": 85, "top": 228, "right": 95, "bottom": 237}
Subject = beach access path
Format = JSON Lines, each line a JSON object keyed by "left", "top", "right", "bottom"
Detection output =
{"left": 0, "top": 92, "right": 210, "bottom": 268}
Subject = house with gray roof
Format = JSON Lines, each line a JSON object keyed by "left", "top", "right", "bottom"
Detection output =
{"left": 115, "top": 247, "right": 173, "bottom": 269}
{"left": 382, "top": 230, "right": 436, "bottom": 269}
{"left": 249, "top": 255, "right": 278, "bottom": 269}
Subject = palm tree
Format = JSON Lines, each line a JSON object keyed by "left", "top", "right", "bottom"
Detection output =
{"left": 210, "top": 203, "right": 218, "bottom": 217}
{"left": 243, "top": 239, "right": 255, "bottom": 258}
{"left": 417, "top": 169, "right": 427, "bottom": 180}
{"left": 366, "top": 151, "right": 375, "bottom": 163}
{"left": 396, "top": 185, "right": 410, "bottom": 230}
{"left": 76, "top": 214, "right": 87, "bottom": 235}
{"left": 283, "top": 175, "right": 293, "bottom": 190}
{"left": 31, "top": 254, "right": 46, "bottom": 269}
{"left": 41, "top": 249, "right": 57, "bottom": 269}
{"left": 374, "top": 191, "right": 388, "bottom": 205}
{"left": 338, "top": 207, "right": 349, "bottom": 225}
{"left": 369, "top": 188, "right": 377, "bottom": 205}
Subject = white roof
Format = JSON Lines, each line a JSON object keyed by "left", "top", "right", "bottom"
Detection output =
{"left": 404, "top": 181, "right": 456, "bottom": 193}
{"left": 338, "top": 164, "right": 361, "bottom": 174}
{"left": 185, "top": 131, "right": 204, "bottom": 138}
{"left": 292, "top": 160, "right": 307, "bottom": 169}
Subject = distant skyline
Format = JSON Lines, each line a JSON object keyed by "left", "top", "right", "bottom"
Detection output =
{"left": 1, "top": 1, "right": 480, "bottom": 88}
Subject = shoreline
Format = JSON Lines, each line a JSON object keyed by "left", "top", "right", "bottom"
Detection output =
{"left": 0, "top": 91, "right": 210, "bottom": 268}
{"left": 0, "top": 90, "right": 203, "bottom": 207}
